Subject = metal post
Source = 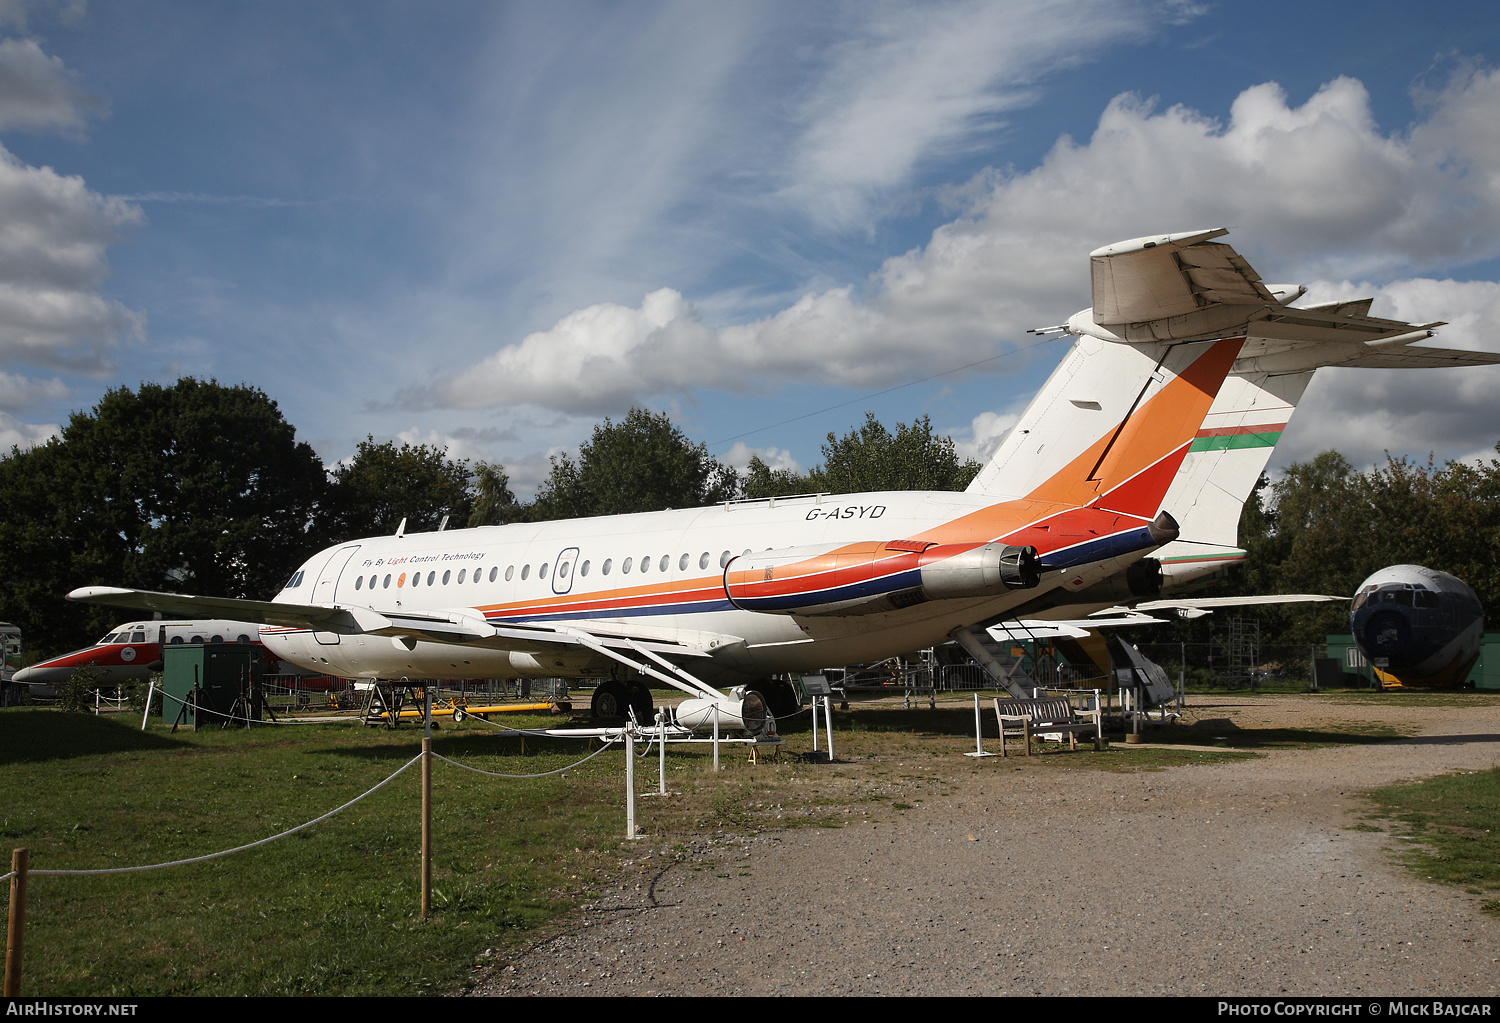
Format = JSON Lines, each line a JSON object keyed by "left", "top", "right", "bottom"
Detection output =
{"left": 420, "top": 686, "right": 433, "bottom": 921}
{"left": 712, "top": 701, "right": 720, "bottom": 772}
{"left": 1310, "top": 644, "right": 1318, "bottom": 690}
{"left": 656, "top": 709, "right": 667, "bottom": 795}
{"left": 141, "top": 681, "right": 156, "bottom": 731}
{"left": 625, "top": 727, "right": 638, "bottom": 839}
{"left": 811, "top": 695, "right": 820, "bottom": 752}
{"left": 5, "top": 848, "right": 25, "bottom": 996}
{"left": 964, "top": 691, "right": 995, "bottom": 758}
{"left": 823, "top": 694, "right": 834, "bottom": 762}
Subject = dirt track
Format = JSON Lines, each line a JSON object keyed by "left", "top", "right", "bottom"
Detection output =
{"left": 467, "top": 695, "right": 1500, "bottom": 997}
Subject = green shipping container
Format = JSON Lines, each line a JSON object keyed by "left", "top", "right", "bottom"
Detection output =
{"left": 161, "top": 643, "right": 263, "bottom": 727}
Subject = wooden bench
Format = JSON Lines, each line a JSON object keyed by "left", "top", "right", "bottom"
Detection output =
{"left": 992, "top": 696, "right": 1102, "bottom": 756}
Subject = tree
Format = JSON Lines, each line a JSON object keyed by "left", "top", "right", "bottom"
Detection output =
{"left": 1226, "top": 444, "right": 1500, "bottom": 644}
{"left": 468, "top": 460, "right": 521, "bottom": 527}
{"left": 808, "top": 413, "right": 981, "bottom": 495}
{"left": 0, "top": 379, "right": 326, "bottom": 656}
{"left": 319, "top": 437, "right": 473, "bottom": 540}
{"left": 742, "top": 454, "right": 811, "bottom": 499}
{"left": 529, "top": 407, "right": 739, "bottom": 519}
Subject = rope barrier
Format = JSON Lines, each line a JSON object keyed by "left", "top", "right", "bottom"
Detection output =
{"left": 24, "top": 752, "right": 423, "bottom": 877}
{"left": 431, "top": 740, "right": 620, "bottom": 779}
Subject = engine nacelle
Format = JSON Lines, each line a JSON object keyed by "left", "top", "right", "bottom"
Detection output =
{"left": 1350, "top": 565, "right": 1484, "bottom": 687}
{"left": 724, "top": 541, "right": 1039, "bottom": 617}
{"left": 675, "top": 690, "right": 768, "bottom": 735}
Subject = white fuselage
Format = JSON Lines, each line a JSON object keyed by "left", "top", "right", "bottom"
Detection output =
{"left": 260, "top": 489, "right": 1155, "bottom": 683}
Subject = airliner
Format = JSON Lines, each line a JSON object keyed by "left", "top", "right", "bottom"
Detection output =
{"left": 71, "top": 230, "right": 1491, "bottom": 730}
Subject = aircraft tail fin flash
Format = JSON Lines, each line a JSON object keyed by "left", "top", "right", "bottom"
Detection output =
{"left": 973, "top": 335, "right": 1243, "bottom": 517}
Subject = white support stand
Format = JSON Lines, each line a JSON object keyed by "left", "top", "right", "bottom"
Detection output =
{"left": 712, "top": 702, "right": 720, "bottom": 772}
{"left": 810, "top": 695, "right": 819, "bottom": 751}
{"left": 964, "top": 691, "right": 995, "bottom": 757}
{"left": 141, "top": 681, "right": 156, "bottom": 731}
{"left": 642, "top": 709, "right": 671, "bottom": 797}
{"left": 822, "top": 696, "right": 834, "bottom": 762}
{"left": 625, "top": 726, "right": 640, "bottom": 839}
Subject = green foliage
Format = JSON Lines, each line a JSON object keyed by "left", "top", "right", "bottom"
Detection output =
{"left": 56, "top": 665, "right": 104, "bottom": 713}
{"left": 808, "top": 413, "right": 980, "bottom": 495}
{"left": 467, "top": 460, "right": 521, "bottom": 527}
{"left": 320, "top": 436, "right": 474, "bottom": 539}
{"left": 742, "top": 454, "right": 811, "bottom": 499}
{"left": 1216, "top": 443, "right": 1500, "bottom": 644}
{"left": 529, "top": 407, "right": 738, "bottom": 519}
{"left": 0, "top": 379, "right": 326, "bottom": 656}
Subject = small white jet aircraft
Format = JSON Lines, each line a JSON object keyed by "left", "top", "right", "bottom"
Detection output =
{"left": 71, "top": 229, "right": 1490, "bottom": 729}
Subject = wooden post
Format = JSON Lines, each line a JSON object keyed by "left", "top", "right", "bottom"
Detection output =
{"left": 5, "top": 848, "right": 26, "bottom": 996}
{"left": 420, "top": 684, "right": 433, "bottom": 920}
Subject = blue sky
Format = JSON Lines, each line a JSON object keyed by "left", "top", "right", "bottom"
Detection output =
{"left": 2, "top": 0, "right": 1499, "bottom": 496}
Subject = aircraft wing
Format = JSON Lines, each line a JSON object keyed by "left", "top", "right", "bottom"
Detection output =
{"left": 66, "top": 585, "right": 720, "bottom": 660}
{"left": 1123, "top": 594, "right": 1346, "bottom": 611}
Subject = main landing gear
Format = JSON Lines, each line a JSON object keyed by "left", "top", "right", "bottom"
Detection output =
{"left": 590, "top": 678, "right": 654, "bottom": 723}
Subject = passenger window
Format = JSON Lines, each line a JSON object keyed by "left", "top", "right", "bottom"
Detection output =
{"left": 521, "top": 565, "right": 530, "bottom": 580}
{"left": 560, "top": 562, "right": 569, "bottom": 578}
{"left": 622, "top": 557, "right": 631, "bottom": 574}
{"left": 170, "top": 636, "right": 183, "bottom": 644}
{"left": 679, "top": 553, "right": 689, "bottom": 571}
{"left": 489, "top": 567, "right": 498, "bottom": 582}
{"left": 580, "top": 560, "right": 589, "bottom": 577}
{"left": 458, "top": 569, "right": 467, "bottom": 583}
{"left": 640, "top": 556, "right": 650, "bottom": 574}
{"left": 355, "top": 577, "right": 363, "bottom": 590}
{"left": 442, "top": 570, "right": 451, "bottom": 585}
{"left": 427, "top": 571, "right": 435, "bottom": 586}
{"left": 412, "top": 573, "right": 421, "bottom": 587}
{"left": 210, "top": 635, "right": 223, "bottom": 643}
{"left": 699, "top": 552, "right": 710, "bottom": 570}
{"left": 603, "top": 558, "right": 613, "bottom": 575}
{"left": 398, "top": 573, "right": 407, "bottom": 587}
{"left": 505, "top": 565, "right": 514, "bottom": 581}
{"left": 132, "top": 632, "right": 146, "bottom": 643}
{"left": 370, "top": 575, "right": 378, "bottom": 589}
{"left": 720, "top": 551, "right": 731, "bottom": 568}
{"left": 237, "top": 635, "right": 250, "bottom": 643}
{"left": 539, "top": 563, "right": 549, "bottom": 579}
{"left": 659, "top": 555, "right": 669, "bottom": 572}
{"left": 383, "top": 574, "right": 392, "bottom": 588}
{"left": 191, "top": 635, "right": 204, "bottom": 644}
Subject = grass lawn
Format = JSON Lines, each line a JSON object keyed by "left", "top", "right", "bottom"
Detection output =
{"left": 1365, "top": 767, "right": 1500, "bottom": 917}
{"left": 0, "top": 692, "right": 1421, "bottom": 994}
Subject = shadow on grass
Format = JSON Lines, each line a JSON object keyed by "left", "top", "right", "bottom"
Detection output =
{"left": 1149, "top": 719, "right": 1402, "bottom": 749}
{"left": 0, "top": 707, "right": 188, "bottom": 764}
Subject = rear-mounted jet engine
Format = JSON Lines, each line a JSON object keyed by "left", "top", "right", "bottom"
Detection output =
{"left": 725, "top": 541, "right": 1039, "bottom": 617}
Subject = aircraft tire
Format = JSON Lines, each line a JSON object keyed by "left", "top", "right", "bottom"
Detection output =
{"left": 747, "top": 679, "right": 798, "bottom": 719}
{"left": 591, "top": 679, "right": 629, "bottom": 720}
{"left": 626, "top": 681, "right": 654, "bottom": 725}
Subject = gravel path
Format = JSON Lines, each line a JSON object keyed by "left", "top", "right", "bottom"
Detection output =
{"left": 467, "top": 696, "right": 1500, "bottom": 997}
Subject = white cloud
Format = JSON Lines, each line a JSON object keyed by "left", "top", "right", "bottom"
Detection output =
{"left": 0, "top": 368, "right": 64, "bottom": 410}
{"left": 951, "top": 409, "right": 1020, "bottom": 465}
{"left": 0, "top": 141, "right": 143, "bottom": 372}
{"left": 0, "top": 408, "right": 56, "bottom": 451}
{"left": 782, "top": 0, "right": 1153, "bottom": 231}
{"left": 416, "top": 65, "right": 1500, "bottom": 479}
{"left": 1273, "top": 278, "right": 1500, "bottom": 470}
{"left": 719, "top": 441, "right": 803, "bottom": 475}
{"left": 0, "top": 36, "right": 104, "bottom": 132}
